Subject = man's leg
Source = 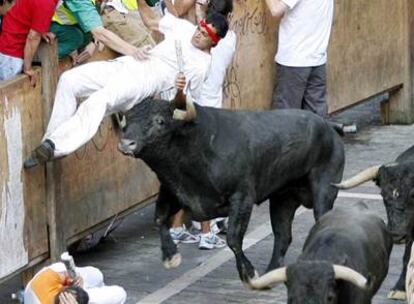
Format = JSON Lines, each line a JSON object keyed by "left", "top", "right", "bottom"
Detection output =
{"left": 46, "top": 63, "right": 152, "bottom": 157}
{"left": 76, "top": 266, "right": 104, "bottom": 289}
{"left": 50, "top": 22, "right": 89, "bottom": 59}
{"left": 271, "top": 63, "right": 311, "bottom": 110}
{"left": 302, "top": 64, "right": 328, "bottom": 117}
{"left": 199, "top": 221, "right": 226, "bottom": 250}
{"left": 86, "top": 286, "right": 127, "bottom": 304}
{"left": 170, "top": 210, "right": 200, "bottom": 244}
{"left": 43, "top": 60, "right": 123, "bottom": 138}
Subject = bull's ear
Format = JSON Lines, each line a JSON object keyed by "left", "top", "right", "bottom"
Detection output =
{"left": 374, "top": 167, "right": 384, "bottom": 186}
{"left": 365, "top": 274, "right": 375, "bottom": 291}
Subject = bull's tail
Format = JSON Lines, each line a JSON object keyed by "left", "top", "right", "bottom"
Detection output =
{"left": 327, "top": 122, "right": 344, "bottom": 136}
{"left": 327, "top": 121, "right": 358, "bottom": 136}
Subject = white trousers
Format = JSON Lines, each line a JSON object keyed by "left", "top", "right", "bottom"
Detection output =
{"left": 45, "top": 58, "right": 160, "bottom": 157}
{"left": 77, "top": 266, "right": 127, "bottom": 304}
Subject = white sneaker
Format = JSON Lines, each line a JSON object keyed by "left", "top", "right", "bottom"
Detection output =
{"left": 199, "top": 232, "right": 226, "bottom": 250}
{"left": 170, "top": 227, "right": 200, "bottom": 244}
{"left": 210, "top": 220, "right": 221, "bottom": 235}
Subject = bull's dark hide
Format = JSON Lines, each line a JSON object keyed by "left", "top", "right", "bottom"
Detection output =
{"left": 119, "top": 98, "right": 345, "bottom": 286}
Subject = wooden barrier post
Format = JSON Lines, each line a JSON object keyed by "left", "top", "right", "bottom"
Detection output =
{"left": 37, "top": 42, "right": 66, "bottom": 262}
{"left": 385, "top": 0, "right": 414, "bottom": 123}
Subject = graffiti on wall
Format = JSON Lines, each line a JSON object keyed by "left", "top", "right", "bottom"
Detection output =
{"left": 224, "top": 0, "right": 273, "bottom": 109}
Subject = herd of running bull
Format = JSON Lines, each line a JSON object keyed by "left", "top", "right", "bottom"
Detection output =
{"left": 117, "top": 95, "right": 414, "bottom": 303}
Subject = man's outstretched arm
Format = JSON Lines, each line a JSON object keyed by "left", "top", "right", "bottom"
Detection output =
{"left": 137, "top": 0, "right": 161, "bottom": 32}
{"left": 265, "top": 0, "right": 288, "bottom": 19}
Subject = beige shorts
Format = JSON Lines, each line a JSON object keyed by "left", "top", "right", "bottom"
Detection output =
{"left": 102, "top": 9, "right": 155, "bottom": 48}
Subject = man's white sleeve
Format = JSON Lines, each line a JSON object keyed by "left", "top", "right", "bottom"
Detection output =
{"left": 281, "top": 0, "right": 300, "bottom": 9}
{"left": 188, "top": 68, "right": 209, "bottom": 102}
{"left": 158, "top": 11, "right": 195, "bottom": 38}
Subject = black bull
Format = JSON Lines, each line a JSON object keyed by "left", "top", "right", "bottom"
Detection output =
{"left": 118, "top": 97, "right": 345, "bottom": 286}
{"left": 250, "top": 202, "right": 393, "bottom": 304}
{"left": 335, "top": 145, "right": 414, "bottom": 300}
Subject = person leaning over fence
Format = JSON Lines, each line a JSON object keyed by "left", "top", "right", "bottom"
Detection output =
{"left": 50, "top": 0, "right": 142, "bottom": 65}
{"left": 23, "top": 3, "right": 229, "bottom": 169}
{"left": 24, "top": 262, "right": 126, "bottom": 304}
{"left": 164, "top": 0, "right": 236, "bottom": 250}
{"left": 265, "top": 0, "right": 334, "bottom": 117}
{"left": 0, "top": 0, "right": 58, "bottom": 84}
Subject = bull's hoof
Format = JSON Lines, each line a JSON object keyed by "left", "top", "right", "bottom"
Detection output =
{"left": 387, "top": 290, "right": 406, "bottom": 301}
{"left": 163, "top": 253, "right": 182, "bottom": 270}
{"left": 244, "top": 270, "right": 261, "bottom": 290}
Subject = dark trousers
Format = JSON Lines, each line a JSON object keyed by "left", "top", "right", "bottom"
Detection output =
{"left": 272, "top": 63, "right": 328, "bottom": 117}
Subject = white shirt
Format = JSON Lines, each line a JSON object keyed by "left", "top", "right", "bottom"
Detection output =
{"left": 276, "top": 0, "right": 334, "bottom": 67}
{"left": 115, "top": 13, "right": 211, "bottom": 104}
{"left": 197, "top": 30, "right": 237, "bottom": 108}
{"left": 151, "top": 12, "right": 211, "bottom": 101}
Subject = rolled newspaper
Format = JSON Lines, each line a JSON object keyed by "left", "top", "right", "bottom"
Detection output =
{"left": 61, "top": 252, "right": 78, "bottom": 280}
{"left": 175, "top": 40, "right": 184, "bottom": 74}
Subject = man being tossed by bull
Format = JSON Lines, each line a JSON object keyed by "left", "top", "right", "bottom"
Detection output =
{"left": 24, "top": 0, "right": 229, "bottom": 168}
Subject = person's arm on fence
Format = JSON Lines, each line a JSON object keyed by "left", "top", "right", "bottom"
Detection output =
{"left": 265, "top": 0, "right": 288, "bottom": 19}
{"left": 23, "top": 29, "right": 42, "bottom": 86}
{"left": 90, "top": 26, "right": 137, "bottom": 56}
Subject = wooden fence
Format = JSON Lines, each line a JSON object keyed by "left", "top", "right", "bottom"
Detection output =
{"left": 1, "top": 0, "right": 414, "bottom": 285}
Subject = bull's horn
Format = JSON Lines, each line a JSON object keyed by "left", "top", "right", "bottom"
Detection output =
{"left": 333, "top": 265, "right": 368, "bottom": 290}
{"left": 173, "top": 91, "right": 197, "bottom": 121}
{"left": 332, "top": 165, "right": 381, "bottom": 189}
{"left": 249, "top": 267, "right": 287, "bottom": 289}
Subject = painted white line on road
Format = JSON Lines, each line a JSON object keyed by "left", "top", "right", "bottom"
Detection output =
{"left": 137, "top": 207, "right": 308, "bottom": 304}
{"left": 338, "top": 191, "right": 382, "bottom": 201}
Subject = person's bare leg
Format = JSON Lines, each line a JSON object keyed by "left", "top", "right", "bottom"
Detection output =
{"left": 169, "top": 210, "right": 199, "bottom": 244}
{"left": 171, "top": 209, "right": 185, "bottom": 228}
{"left": 201, "top": 221, "right": 211, "bottom": 234}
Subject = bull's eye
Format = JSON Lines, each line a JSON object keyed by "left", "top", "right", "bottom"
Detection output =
{"left": 327, "top": 292, "right": 335, "bottom": 303}
{"left": 155, "top": 117, "right": 165, "bottom": 126}
{"left": 392, "top": 189, "right": 400, "bottom": 199}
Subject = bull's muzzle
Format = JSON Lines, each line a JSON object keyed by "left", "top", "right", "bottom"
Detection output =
{"left": 118, "top": 138, "right": 137, "bottom": 156}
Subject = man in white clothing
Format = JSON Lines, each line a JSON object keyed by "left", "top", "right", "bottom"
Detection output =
{"left": 265, "top": 0, "right": 334, "bottom": 117}
{"left": 24, "top": 2, "right": 229, "bottom": 169}
{"left": 24, "top": 262, "right": 126, "bottom": 304}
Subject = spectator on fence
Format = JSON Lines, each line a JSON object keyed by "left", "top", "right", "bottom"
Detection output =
{"left": 50, "top": 0, "right": 141, "bottom": 65}
{"left": 166, "top": 0, "right": 235, "bottom": 250}
{"left": 24, "top": 262, "right": 126, "bottom": 304}
{"left": 100, "top": 0, "right": 156, "bottom": 49}
{"left": 23, "top": 2, "right": 229, "bottom": 170}
{"left": 265, "top": 0, "right": 334, "bottom": 117}
{"left": 0, "top": 0, "right": 57, "bottom": 84}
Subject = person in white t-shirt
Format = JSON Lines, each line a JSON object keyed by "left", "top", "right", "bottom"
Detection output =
{"left": 265, "top": 0, "right": 334, "bottom": 117}
{"left": 23, "top": 1, "right": 229, "bottom": 169}
{"left": 164, "top": 0, "right": 236, "bottom": 250}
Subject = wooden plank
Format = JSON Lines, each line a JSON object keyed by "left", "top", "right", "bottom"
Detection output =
{"left": 223, "top": 0, "right": 278, "bottom": 110}
{"left": 0, "top": 71, "right": 48, "bottom": 280}
{"left": 38, "top": 42, "right": 66, "bottom": 262}
{"left": 327, "top": 0, "right": 407, "bottom": 118}
{"left": 58, "top": 118, "right": 159, "bottom": 239}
